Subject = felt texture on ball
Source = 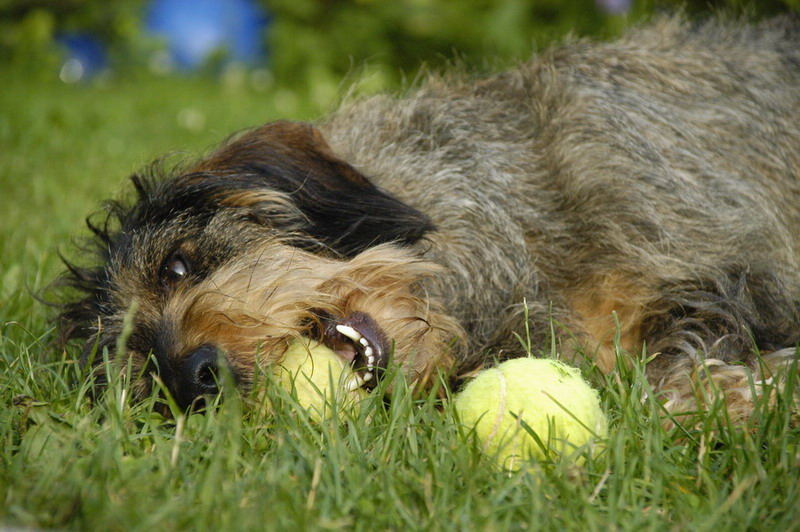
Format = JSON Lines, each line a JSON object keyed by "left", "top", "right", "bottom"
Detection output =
{"left": 274, "top": 338, "right": 365, "bottom": 420}
{"left": 454, "top": 358, "right": 607, "bottom": 469}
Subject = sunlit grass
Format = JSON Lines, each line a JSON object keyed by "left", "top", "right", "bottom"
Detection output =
{"left": 1, "top": 69, "right": 798, "bottom": 530}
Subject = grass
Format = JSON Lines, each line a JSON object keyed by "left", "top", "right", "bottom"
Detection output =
{"left": 1, "top": 67, "right": 799, "bottom": 531}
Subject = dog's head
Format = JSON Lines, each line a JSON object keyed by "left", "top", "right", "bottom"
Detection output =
{"left": 58, "top": 121, "right": 463, "bottom": 409}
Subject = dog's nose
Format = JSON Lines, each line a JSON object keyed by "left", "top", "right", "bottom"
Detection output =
{"left": 176, "top": 344, "right": 222, "bottom": 409}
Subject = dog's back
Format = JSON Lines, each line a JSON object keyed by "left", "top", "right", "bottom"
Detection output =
{"left": 322, "top": 17, "right": 800, "bottom": 378}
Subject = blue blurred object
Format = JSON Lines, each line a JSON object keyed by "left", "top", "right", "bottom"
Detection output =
{"left": 145, "top": 0, "right": 269, "bottom": 70}
{"left": 596, "top": 0, "right": 631, "bottom": 15}
{"left": 57, "top": 33, "right": 107, "bottom": 82}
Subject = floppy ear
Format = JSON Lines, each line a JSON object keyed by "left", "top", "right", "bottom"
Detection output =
{"left": 193, "top": 121, "right": 434, "bottom": 257}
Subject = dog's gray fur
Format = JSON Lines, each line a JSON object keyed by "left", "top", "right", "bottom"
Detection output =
{"left": 321, "top": 15, "right": 800, "bottom": 417}
{"left": 60, "top": 15, "right": 800, "bottom": 420}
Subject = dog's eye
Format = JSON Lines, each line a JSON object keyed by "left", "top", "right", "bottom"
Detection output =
{"left": 160, "top": 251, "right": 191, "bottom": 287}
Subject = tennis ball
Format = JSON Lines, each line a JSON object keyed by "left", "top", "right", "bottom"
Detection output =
{"left": 274, "top": 338, "right": 366, "bottom": 420}
{"left": 454, "top": 358, "right": 607, "bottom": 469}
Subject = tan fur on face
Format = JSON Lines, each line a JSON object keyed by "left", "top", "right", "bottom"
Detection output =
{"left": 164, "top": 241, "right": 465, "bottom": 386}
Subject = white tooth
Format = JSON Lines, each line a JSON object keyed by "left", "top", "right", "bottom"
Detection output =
{"left": 363, "top": 372, "right": 373, "bottom": 382}
{"left": 364, "top": 346, "right": 373, "bottom": 357}
{"left": 336, "top": 325, "right": 362, "bottom": 342}
{"left": 367, "top": 356, "right": 375, "bottom": 366}
{"left": 359, "top": 337, "right": 369, "bottom": 347}
{"left": 346, "top": 374, "right": 365, "bottom": 391}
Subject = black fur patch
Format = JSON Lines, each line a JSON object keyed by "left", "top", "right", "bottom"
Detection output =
{"left": 194, "top": 121, "right": 435, "bottom": 257}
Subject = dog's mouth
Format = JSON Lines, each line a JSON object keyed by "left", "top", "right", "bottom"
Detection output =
{"left": 315, "top": 311, "right": 391, "bottom": 389}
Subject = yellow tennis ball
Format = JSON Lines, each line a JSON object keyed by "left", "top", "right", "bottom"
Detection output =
{"left": 454, "top": 358, "right": 607, "bottom": 469}
{"left": 274, "top": 338, "right": 366, "bottom": 420}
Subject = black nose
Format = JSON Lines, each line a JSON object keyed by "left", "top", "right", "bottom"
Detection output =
{"left": 175, "top": 344, "right": 222, "bottom": 409}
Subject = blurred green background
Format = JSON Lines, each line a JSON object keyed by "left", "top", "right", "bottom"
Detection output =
{"left": 2, "top": 0, "right": 799, "bottom": 103}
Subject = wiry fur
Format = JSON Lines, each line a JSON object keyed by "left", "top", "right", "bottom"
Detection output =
{"left": 58, "top": 16, "right": 800, "bottom": 421}
{"left": 171, "top": 242, "right": 462, "bottom": 385}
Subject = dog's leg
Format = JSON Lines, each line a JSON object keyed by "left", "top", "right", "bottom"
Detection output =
{"left": 565, "top": 268, "right": 799, "bottom": 423}
{"left": 564, "top": 272, "right": 655, "bottom": 373}
{"left": 650, "top": 347, "right": 798, "bottom": 426}
{"left": 640, "top": 269, "right": 800, "bottom": 423}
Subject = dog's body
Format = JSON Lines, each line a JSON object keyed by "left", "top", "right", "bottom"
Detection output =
{"left": 60, "top": 16, "right": 800, "bottom": 420}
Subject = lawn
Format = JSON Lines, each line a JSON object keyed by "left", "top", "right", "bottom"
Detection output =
{"left": 1, "top": 67, "right": 799, "bottom": 531}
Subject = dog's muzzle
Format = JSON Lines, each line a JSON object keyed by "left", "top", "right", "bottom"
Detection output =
{"left": 172, "top": 344, "right": 232, "bottom": 410}
{"left": 168, "top": 312, "right": 391, "bottom": 410}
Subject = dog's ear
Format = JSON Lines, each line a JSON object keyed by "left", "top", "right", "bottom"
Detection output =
{"left": 193, "top": 121, "right": 434, "bottom": 257}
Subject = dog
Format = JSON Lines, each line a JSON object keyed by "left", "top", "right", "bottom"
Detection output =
{"left": 57, "top": 16, "right": 800, "bottom": 422}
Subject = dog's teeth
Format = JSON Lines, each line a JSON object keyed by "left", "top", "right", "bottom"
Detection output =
{"left": 336, "top": 325, "right": 362, "bottom": 342}
{"left": 345, "top": 374, "right": 365, "bottom": 392}
{"left": 335, "top": 322, "right": 378, "bottom": 375}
